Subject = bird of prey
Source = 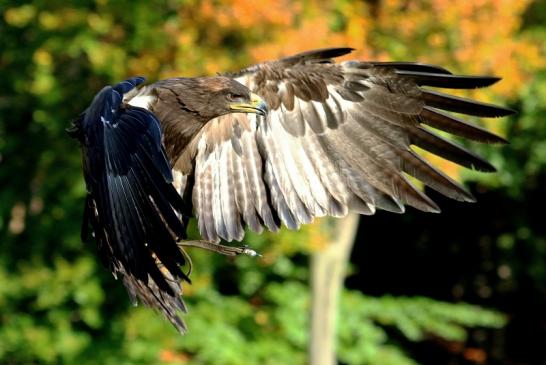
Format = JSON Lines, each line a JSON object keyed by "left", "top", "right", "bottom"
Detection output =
{"left": 68, "top": 47, "right": 514, "bottom": 332}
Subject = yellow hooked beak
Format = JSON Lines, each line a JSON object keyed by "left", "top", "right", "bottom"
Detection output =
{"left": 229, "top": 92, "right": 268, "bottom": 117}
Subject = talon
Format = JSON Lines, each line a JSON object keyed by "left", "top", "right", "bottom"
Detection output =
{"left": 242, "top": 247, "right": 262, "bottom": 257}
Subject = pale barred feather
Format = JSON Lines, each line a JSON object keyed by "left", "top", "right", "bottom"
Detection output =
{"left": 278, "top": 101, "right": 336, "bottom": 214}
{"left": 286, "top": 139, "right": 329, "bottom": 216}
{"left": 263, "top": 159, "right": 299, "bottom": 230}
{"left": 192, "top": 137, "right": 206, "bottom": 237}
{"left": 300, "top": 133, "right": 350, "bottom": 217}
{"left": 194, "top": 136, "right": 217, "bottom": 241}
{"left": 219, "top": 141, "right": 243, "bottom": 241}
{"left": 316, "top": 130, "right": 396, "bottom": 213}
{"left": 230, "top": 136, "right": 262, "bottom": 234}
{"left": 267, "top": 110, "right": 328, "bottom": 217}
{"left": 279, "top": 101, "right": 306, "bottom": 136}
{"left": 239, "top": 117, "right": 278, "bottom": 231}
{"left": 212, "top": 145, "right": 227, "bottom": 239}
{"left": 257, "top": 119, "right": 312, "bottom": 225}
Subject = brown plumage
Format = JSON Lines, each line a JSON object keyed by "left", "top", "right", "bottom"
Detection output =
{"left": 70, "top": 48, "right": 514, "bottom": 333}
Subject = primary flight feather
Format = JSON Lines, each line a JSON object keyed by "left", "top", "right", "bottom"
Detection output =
{"left": 69, "top": 48, "right": 514, "bottom": 332}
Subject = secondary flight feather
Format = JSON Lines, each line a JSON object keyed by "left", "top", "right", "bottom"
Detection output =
{"left": 69, "top": 47, "right": 514, "bottom": 332}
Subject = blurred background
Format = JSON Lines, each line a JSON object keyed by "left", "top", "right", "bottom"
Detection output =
{"left": 1, "top": 1, "right": 545, "bottom": 364}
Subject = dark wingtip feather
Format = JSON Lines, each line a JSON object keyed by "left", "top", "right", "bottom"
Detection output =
{"left": 498, "top": 106, "right": 518, "bottom": 116}
{"left": 300, "top": 47, "right": 355, "bottom": 59}
{"left": 420, "top": 107, "right": 509, "bottom": 144}
{"left": 422, "top": 90, "right": 516, "bottom": 117}
{"left": 369, "top": 62, "right": 453, "bottom": 75}
{"left": 397, "top": 71, "right": 502, "bottom": 89}
{"left": 407, "top": 186, "right": 442, "bottom": 213}
{"left": 427, "top": 205, "right": 442, "bottom": 214}
{"left": 411, "top": 127, "right": 498, "bottom": 172}
{"left": 319, "top": 47, "right": 356, "bottom": 58}
{"left": 402, "top": 151, "right": 477, "bottom": 203}
{"left": 281, "top": 47, "right": 355, "bottom": 64}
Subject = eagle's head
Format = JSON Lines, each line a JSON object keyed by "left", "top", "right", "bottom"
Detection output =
{"left": 164, "top": 76, "right": 268, "bottom": 122}
{"left": 207, "top": 76, "right": 268, "bottom": 117}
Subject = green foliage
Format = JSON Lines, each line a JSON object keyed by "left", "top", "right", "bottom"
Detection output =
{"left": 0, "top": 215, "right": 508, "bottom": 365}
{"left": 0, "top": 256, "right": 103, "bottom": 362}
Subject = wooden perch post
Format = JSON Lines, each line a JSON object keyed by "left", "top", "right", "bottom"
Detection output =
{"left": 309, "top": 213, "right": 360, "bottom": 365}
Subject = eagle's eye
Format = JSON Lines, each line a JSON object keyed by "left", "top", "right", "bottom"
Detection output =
{"left": 226, "top": 92, "right": 245, "bottom": 101}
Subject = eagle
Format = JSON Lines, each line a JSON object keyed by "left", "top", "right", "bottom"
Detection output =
{"left": 68, "top": 47, "right": 514, "bottom": 332}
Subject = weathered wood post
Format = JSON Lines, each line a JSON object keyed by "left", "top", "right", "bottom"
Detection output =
{"left": 309, "top": 213, "right": 360, "bottom": 365}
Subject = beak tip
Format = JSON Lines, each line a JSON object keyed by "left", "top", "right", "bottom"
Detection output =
{"left": 251, "top": 92, "right": 268, "bottom": 117}
{"left": 257, "top": 101, "right": 268, "bottom": 117}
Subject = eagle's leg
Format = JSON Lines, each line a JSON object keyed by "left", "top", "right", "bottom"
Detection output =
{"left": 177, "top": 240, "right": 261, "bottom": 257}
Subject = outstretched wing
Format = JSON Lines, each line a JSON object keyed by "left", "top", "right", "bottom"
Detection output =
{"left": 170, "top": 48, "right": 514, "bottom": 243}
{"left": 72, "top": 77, "right": 190, "bottom": 332}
